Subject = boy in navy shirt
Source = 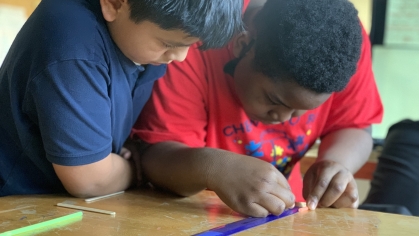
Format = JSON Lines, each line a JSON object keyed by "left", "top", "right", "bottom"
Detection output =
{"left": 0, "top": 0, "right": 244, "bottom": 197}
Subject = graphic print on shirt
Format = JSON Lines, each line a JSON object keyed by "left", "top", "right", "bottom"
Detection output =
{"left": 223, "top": 114, "right": 317, "bottom": 178}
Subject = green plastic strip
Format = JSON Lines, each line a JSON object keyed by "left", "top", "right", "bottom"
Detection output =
{"left": 0, "top": 211, "right": 83, "bottom": 236}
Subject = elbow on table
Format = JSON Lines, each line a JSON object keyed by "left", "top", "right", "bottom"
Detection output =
{"left": 166, "top": 185, "right": 206, "bottom": 198}
{"left": 175, "top": 191, "right": 196, "bottom": 198}
{"left": 52, "top": 157, "right": 122, "bottom": 198}
{"left": 63, "top": 182, "right": 109, "bottom": 198}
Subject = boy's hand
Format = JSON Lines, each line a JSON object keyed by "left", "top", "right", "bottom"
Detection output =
{"left": 207, "top": 155, "right": 295, "bottom": 217}
{"left": 302, "top": 160, "right": 359, "bottom": 210}
{"left": 120, "top": 147, "right": 132, "bottom": 159}
{"left": 122, "top": 139, "right": 145, "bottom": 186}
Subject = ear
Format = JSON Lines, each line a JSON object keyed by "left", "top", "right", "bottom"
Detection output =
{"left": 232, "top": 31, "right": 252, "bottom": 58}
{"left": 100, "top": 0, "right": 125, "bottom": 22}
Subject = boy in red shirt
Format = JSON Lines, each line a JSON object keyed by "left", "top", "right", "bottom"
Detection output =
{"left": 131, "top": 0, "right": 383, "bottom": 217}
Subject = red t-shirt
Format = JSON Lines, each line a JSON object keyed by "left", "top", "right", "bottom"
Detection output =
{"left": 133, "top": 21, "right": 383, "bottom": 201}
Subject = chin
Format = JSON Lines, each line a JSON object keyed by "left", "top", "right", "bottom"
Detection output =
{"left": 246, "top": 114, "right": 266, "bottom": 123}
{"left": 247, "top": 114, "right": 281, "bottom": 125}
{"left": 262, "top": 121, "right": 281, "bottom": 125}
{"left": 245, "top": 113, "right": 258, "bottom": 121}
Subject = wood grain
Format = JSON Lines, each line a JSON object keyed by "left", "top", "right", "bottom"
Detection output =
{"left": 1, "top": 189, "right": 418, "bottom": 235}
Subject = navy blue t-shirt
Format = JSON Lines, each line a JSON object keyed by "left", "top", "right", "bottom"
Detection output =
{"left": 0, "top": 0, "right": 166, "bottom": 196}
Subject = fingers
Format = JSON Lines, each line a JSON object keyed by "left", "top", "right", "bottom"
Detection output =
{"left": 215, "top": 159, "right": 296, "bottom": 218}
{"left": 264, "top": 192, "right": 294, "bottom": 216}
{"left": 350, "top": 197, "right": 360, "bottom": 209}
{"left": 304, "top": 161, "right": 358, "bottom": 210}
{"left": 269, "top": 184, "right": 295, "bottom": 210}
{"left": 248, "top": 165, "right": 295, "bottom": 215}
{"left": 330, "top": 179, "right": 359, "bottom": 208}
{"left": 302, "top": 169, "right": 316, "bottom": 202}
{"left": 235, "top": 190, "right": 295, "bottom": 217}
{"left": 252, "top": 171, "right": 295, "bottom": 216}
{"left": 249, "top": 196, "right": 286, "bottom": 217}
{"left": 242, "top": 203, "right": 270, "bottom": 218}
{"left": 120, "top": 147, "right": 132, "bottom": 159}
{"left": 224, "top": 178, "right": 295, "bottom": 217}
{"left": 245, "top": 178, "right": 295, "bottom": 217}
{"left": 316, "top": 171, "right": 352, "bottom": 207}
{"left": 305, "top": 166, "right": 337, "bottom": 210}
{"left": 275, "top": 171, "right": 292, "bottom": 190}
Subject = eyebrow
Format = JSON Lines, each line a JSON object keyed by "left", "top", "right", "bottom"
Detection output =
{"left": 163, "top": 40, "right": 194, "bottom": 47}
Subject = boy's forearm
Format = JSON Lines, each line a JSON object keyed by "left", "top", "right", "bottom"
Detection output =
{"left": 317, "top": 128, "right": 373, "bottom": 173}
{"left": 141, "top": 141, "right": 220, "bottom": 196}
{"left": 53, "top": 153, "right": 135, "bottom": 198}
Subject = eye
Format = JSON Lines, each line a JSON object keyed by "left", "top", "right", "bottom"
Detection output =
{"left": 267, "top": 95, "right": 279, "bottom": 106}
{"left": 266, "top": 94, "right": 291, "bottom": 109}
{"left": 162, "top": 42, "right": 178, "bottom": 49}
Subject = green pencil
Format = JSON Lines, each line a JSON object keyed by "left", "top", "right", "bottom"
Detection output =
{"left": 0, "top": 211, "right": 83, "bottom": 236}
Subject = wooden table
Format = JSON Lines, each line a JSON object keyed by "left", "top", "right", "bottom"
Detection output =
{"left": 1, "top": 189, "right": 418, "bottom": 235}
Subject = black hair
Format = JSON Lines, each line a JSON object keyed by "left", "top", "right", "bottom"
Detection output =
{"left": 252, "top": 0, "right": 362, "bottom": 93}
{"left": 127, "top": 0, "right": 244, "bottom": 50}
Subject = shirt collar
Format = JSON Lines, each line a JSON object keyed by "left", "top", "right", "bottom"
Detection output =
{"left": 114, "top": 46, "right": 144, "bottom": 75}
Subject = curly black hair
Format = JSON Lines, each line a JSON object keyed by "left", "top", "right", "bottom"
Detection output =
{"left": 253, "top": 0, "right": 362, "bottom": 93}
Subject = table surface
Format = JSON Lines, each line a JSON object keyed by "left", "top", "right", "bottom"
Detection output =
{"left": 1, "top": 189, "right": 418, "bottom": 236}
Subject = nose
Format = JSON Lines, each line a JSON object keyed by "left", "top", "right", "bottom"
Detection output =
{"left": 165, "top": 47, "right": 189, "bottom": 62}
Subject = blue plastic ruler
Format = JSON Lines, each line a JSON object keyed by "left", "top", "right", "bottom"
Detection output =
{"left": 193, "top": 207, "right": 299, "bottom": 236}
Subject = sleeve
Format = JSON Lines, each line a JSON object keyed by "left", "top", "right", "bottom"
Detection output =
{"left": 131, "top": 46, "right": 209, "bottom": 147}
{"left": 25, "top": 60, "right": 112, "bottom": 166}
{"left": 321, "top": 26, "right": 384, "bottom": 136}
